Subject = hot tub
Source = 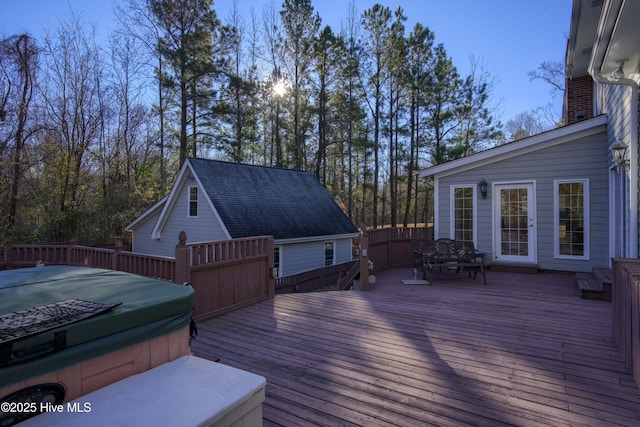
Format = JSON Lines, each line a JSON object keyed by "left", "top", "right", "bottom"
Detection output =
{"left": 0, "top": 266, "right": 194, "bottom": 424}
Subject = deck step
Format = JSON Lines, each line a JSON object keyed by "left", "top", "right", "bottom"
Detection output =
{"left": 576, "top": 270, "right": 611, "bottom": 301}
{"left": 592, "top": 267, "right": 612, "bottom": 294}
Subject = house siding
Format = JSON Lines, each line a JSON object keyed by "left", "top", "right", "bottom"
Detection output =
{"left": 279, "top": 238, "right": 354, "bottom": 277}
{"left": 596, "top": 81, "right": 639, "bottom": 257}
{"left": 131, "top": 211, "right": 161, "bottom": 255}
{"left": 162, "top": 180, "right": 228, "bottom": 255}
{"left": 436, "top": 131, "right": 608, "bottom": 272}
{"left": 133, "top": 179, "right": 228, "bottom": 257}
{"left": 335, "top": 238, "right": 354, "bottom": 265}
{"left": 597, "top": 83, "right": 633, "bottom": 157}
{"left": 128, "top": 159, "right": 359, "bottom": 275}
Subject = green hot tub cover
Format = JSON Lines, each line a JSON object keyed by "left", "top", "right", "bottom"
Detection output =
{"left": 0, "top": 266, "right": 194, "bottom": 387}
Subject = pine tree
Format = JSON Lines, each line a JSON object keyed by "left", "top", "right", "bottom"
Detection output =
{"left": 149, "top": 0, "right": 225, "bottom": 165}
{"left": 280, "top": 0, "right": 320, "bottom": 170}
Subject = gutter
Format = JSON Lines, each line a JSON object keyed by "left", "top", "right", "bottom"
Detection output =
{"left": 596, "top": 73, "right": 639, "bottom": 258}
{"left": 275, "top": 232, "right": 360, "bottom": 245}
{"left": 587, "top": 0, "right": 639, "bottom": 258}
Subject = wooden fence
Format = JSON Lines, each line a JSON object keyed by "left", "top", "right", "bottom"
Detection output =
{"left": 175, "top": 232, "right": 274, "bottom": 321}
{"left": 1, "top": 227, "right": 430, "bottom": 320}
{"left": 367, "top": 226, "right": 432, "bottom": 272}
{"left": 612, "top": 258, "right": 640, "bottom": 388}
{"left": 1, "top": 239, "right": 176, "bottom": 281}
{"left": 1, "top": 233, "right": 273, "bottom": 322}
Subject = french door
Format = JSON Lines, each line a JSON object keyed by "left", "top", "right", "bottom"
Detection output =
{"left": 494, "top": 183, "right": 536, "bottom": 263}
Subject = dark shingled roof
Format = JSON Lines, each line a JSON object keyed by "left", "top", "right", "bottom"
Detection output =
{"left": 187, "top": 158, "right": 359, "bottom": 240}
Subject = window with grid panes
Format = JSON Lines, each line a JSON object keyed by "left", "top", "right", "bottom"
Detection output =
{"left": 324, "top": 241, "right": 334, "bottom": 266}
{"left": 453, "top": 187, "right": 474, "bottom": 242}
{"left": 188, "top": 186, "right": 198, "bottom": 217}
{"left": 557, "top": 180, "right": 587, "bottom": 257}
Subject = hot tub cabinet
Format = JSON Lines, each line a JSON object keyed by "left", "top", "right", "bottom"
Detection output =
{"left": 19, "top": 355, "right": 267, "bottom": 427}
{"left": 0, "top": 266, "right": 194, "bottom": 418}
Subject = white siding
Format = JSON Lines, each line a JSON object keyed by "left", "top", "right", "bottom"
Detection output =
{"left": 436, "top": 131, "right": 608, "bottom": 272}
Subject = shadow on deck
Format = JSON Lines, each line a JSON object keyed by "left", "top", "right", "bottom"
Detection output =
{"left": 191, "top": 268, "right": 640, "bottom": 426}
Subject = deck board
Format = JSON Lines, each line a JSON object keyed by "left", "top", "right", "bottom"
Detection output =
{"left": 191, "top": 269, "right": 640, "bottom": 426}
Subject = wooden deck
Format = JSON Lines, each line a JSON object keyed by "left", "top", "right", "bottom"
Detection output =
{"left": 191, "top": 268, "right": 640, "bottom": 426}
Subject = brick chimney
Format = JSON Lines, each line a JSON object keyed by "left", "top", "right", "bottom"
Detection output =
{"left": 565, "top": 75, "right": 593, "bottom": 125}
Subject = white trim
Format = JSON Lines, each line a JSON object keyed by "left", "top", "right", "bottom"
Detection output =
{"left": 609, "top": 168, "right": 616, "bottom": 261}
{"left": 151, "top": 161, "right": 191, "bottom": 239}
{"left": 274, "top": 245, "right": 283, "bottom": 274}
{"left": 125, "top": 196, "right": 167, "bottom": 231}
{"left": 553, "top": 179, "right": 590, "bottom": 260}
{"left": 420, "top": 116, "right": 607, "bottom": 179}
{"left": 324, "top": 240, "right": 336, "bottom": 266}
{"left": 609, "top": 167, "right": 628, "bottom": 258}
{"left": 187, "top": 185, "right": 199, "bottom": 218}
{"left": 449, "top": 184, "right": 478, "bottom": 246}
{"left": 591, "top": 81, "right": 639, "bottom": 259}
{"left": 587, "top": 0, "right": 639, "bottom": 258}
{"left": 151, "top": 159, "right": 232, "bottom": 240}
{"left": 275, "top": 233, "right": 359, "bottom": 245}
{"left": 433, "top": 177, "right": 440, "bottom": 238}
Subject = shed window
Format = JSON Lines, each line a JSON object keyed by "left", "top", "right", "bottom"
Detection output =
{"left": 555, "top": 180, "right": 589, "bottom": 259}
{"left": 324, "top": 241, "right": 334, "bottom": 266}
{"left": 451, "top": 186, "right": 475, "bottom": 242}
{"left": 274, "top": 246, "right": 281, "bottom": 271}
{"left": 188, "top": 186, "right": 198, "bottom": 217}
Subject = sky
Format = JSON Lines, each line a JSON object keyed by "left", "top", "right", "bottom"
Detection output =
{"left": 1, "top": 0, "right": 572, "bottom": 126}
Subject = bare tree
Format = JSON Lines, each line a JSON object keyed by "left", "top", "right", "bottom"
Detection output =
{"left": 39, "top": 16, "right": 104, "bottom": 239}
{"left": 528, "top": 59, "right": 564, "bottom": 127}
{"left": 504, "top": 109, "right": 550, "bottom": 141}
{"left": 528, "top": 60, "right": 564, "bottom": 95}
{"left": 116, "top": 0, "right": 172, "bottom": 192}
{"left": 0, "top": 34, "right": 38, "bottom": 230}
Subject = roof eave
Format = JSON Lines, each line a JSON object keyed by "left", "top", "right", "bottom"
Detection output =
{"left": 125, "top": 196, "right": 168, "bottom": 231}
{"left": 419, "top": 115, "right": 607, "bottom": 178}
{"left": 275, "top": 232, "right": 360, "bottom": 245}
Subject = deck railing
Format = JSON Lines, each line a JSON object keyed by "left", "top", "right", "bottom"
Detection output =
{"left": 274, "top": 260, "right": 358, "bottom": 293}
{"left": 2, "top": 239, "right": 176, "bottom": 281}
{"left": 612, "top": 258, "right": 640, "bottom": 388}
{"left": 339, "top": 260, "right": 361, "bottom": 290}
{"left": 175, "top": 232, "right": 275, "bottom": 321}
{"left": 367, "top": 226, "right": 431, "bottom": 272}
{"left": 1, "top": 234, "right": 273, "bottom": 321}
{"left": 1, "top": 227, "right": 429, "bottom": 318}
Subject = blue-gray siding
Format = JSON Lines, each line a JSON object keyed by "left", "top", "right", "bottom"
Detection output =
{"left": 436, "top": 130, "right": 608, "bottom": 272}
{"left": 130, "top": 210, "right": 161, "bottom": 255}
{"left": 596, "top": 82, "right": 637, "bottom": 257}
{"left": 279, "top": 238, "right": 354, "bottom": 277}
{"left": 132, "top": 178, "right": 228, "bottom": 256}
